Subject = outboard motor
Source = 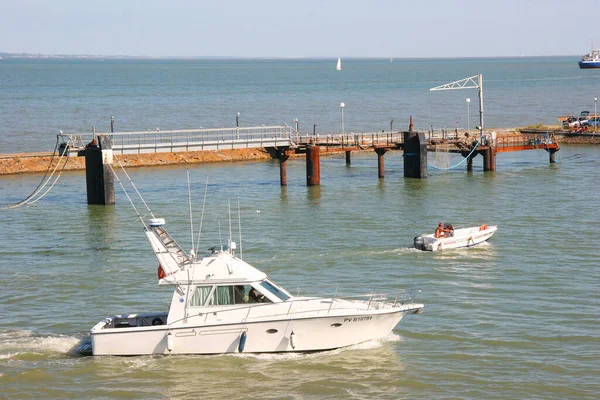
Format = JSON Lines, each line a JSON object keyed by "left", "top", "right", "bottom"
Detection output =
{"left": 413, "top": 236, "right": 425, "bottom": 250}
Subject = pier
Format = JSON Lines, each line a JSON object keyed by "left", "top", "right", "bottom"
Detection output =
{"left": 4, "top": 119, "right": 560, "bottom": 206}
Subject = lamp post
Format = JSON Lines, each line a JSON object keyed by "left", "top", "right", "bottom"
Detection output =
{"left": 236, "top": 112, "right": 240, "bottom": 128}
{"left": 390, "top": 119, "right": 394, "bottom": 133}
{"left": 466, "top": 98, "right": 471, "bottom": 132}
{"left": 340, "top": 103, "right": 345, "bottom": 136}
{"left": 294, "top": 118, "right": 299, "bottom": 133}
{"left": 595, "top": 97, "right": 598, "bottom": 133}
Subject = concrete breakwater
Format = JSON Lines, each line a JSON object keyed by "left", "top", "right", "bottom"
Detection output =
{"left": 0, "top": 148, "right": 275, "bottom": 176}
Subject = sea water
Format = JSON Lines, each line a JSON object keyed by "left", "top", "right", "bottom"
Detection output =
{"left": 1, "top": 57, "right": 600, "bottom": 154}
{"left": 0, "top": 58, "right": 599, "bottom": 399}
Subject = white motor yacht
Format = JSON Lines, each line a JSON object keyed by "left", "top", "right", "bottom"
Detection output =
{"left": 86, "top": 218, "right": 423, "bottom": 356}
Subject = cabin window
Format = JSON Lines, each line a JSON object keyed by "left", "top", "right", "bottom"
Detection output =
{"left": 190, "top": 286, "right": 213, "bottom": 307}
{"left": 208, "top": 285, "right": 252, "bottom": 306}
{"left": 260, "top": 280, "right": 290, "bottom": 301}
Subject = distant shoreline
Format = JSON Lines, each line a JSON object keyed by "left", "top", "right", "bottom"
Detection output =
{"left": 0, "top": 53, "right": 580, "bottom": 61}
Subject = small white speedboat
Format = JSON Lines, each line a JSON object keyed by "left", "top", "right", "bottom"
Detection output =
{"left": 414, "top": 225, "right": 497, "bottom": 252}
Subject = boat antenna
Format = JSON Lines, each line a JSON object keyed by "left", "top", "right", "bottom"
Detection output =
{"left": 186, "top": 169, "right": 195, "bottom": 258}
{"left": 237, "top": 197, "right": 243, "bottom": 259}
{"left": 218, "top": 220, "right": 223, "bottom": 251}
{"left": 195, "top": 174, "right": 209, "bottom": 254}
{"left": 228, "top": 198, "right": 233, "bottom": 251}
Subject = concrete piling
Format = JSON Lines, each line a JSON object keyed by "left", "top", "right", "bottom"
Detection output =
{"left": 85, "top": 135, "right": 115, "bottom": 205}
{"left": 403, "top": 116, "right": 427, "bottom": 179}
{"left": 403, "top": 133, "right": 428, "bottom": 178}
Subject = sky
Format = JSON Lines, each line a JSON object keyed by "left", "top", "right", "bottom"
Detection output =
{"left": 1, "top": 0, "right": 599, "bottom": 58}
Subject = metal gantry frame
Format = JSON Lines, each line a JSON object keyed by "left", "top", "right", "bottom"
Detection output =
{"left": 430, "top": 74, "right": 484, "bottom": 137}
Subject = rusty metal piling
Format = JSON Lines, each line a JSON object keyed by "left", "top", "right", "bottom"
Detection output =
{"left": 306, "top": 143, "right": 320, "bottom": 186}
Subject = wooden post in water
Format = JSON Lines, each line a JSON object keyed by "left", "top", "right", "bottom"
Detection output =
{"left": 482, "top": 147, "right": 496, "bottom": 171}
{"left": 345, "top": 151, "right": 351, "bottom": 165}
{"left": 85, "top": 134, "right": 115, "bottom": 205}
{"left": 306, "top": 143, "right": 320, "bottom": 186}
{"left": 467, "top": 154, "right": 474, "bottom": 171}
{"left": 549, "top": 148, "right": 557, "bottom": 163}
{"left": 279, "top": 149, "right": 290, "bottom": 186}
{"left": 375, "top": 148, "right": 387, "bottom": 178}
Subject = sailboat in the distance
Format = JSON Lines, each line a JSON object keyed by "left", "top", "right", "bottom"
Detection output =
{"left": 336, "top": 57, "right": 342, "bottom": 71}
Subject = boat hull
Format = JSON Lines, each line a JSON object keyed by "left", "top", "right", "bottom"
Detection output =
{"left": 90, "top": 307, "right": 420, "bottom": 356}
{"left": 579, "top": 61, "right": 600, "bottom": 69}
{"left": 415, "top": 225, "right": 497, "bottom": 252}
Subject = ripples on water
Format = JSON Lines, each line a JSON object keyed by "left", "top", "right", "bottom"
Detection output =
{"left": 1, "top": 145, "right": 599, "bottom": 399}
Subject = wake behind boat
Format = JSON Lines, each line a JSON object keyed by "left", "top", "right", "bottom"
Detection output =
{"left": 83, "top": 177, "right": 423, "bottom": 356}
{"left": 414, "top": 224, "right": 497, "bottom": 252}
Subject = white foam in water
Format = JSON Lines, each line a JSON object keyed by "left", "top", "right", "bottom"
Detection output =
{"left": 229, "top": 333, "right": 401, "bottom": 361}
{"left": 0, "top": 329, "right": 81, "bottom": 359}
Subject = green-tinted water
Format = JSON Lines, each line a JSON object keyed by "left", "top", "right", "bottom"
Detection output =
{"left": 1, "top": 145, "right": 598, "bottom": 399}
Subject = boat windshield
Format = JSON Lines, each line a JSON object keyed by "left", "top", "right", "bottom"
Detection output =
{"left": 260, "top": 280, "right": 290, "bottom": 301}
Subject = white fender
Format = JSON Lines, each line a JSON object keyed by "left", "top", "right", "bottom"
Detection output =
{"left": 167, "top": 331, "right": 174, "bottom": 352}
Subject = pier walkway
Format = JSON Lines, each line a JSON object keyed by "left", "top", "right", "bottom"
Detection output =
{"left": 59, "top": 126, "right": 297, "bottom": 155}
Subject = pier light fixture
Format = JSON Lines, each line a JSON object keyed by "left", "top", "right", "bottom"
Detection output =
{"left": 340, "top": 103, "right": 345, "bottom": 136}
{"left": 236, "top": 112, "right": 240, "bottom": 128}
{"left": 294, "top": 118, "right": 299, "bottom": 133}
{"left": 594, "top": 97, "right": 597, "bottom": 133}
{"left": 466, "top": 98, "right": 471, "bottom": 132}
{"left": 390, "top": 119, "right": 394, "bottom": 133}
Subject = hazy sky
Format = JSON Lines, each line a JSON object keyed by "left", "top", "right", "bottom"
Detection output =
{"left": 1, "top": 0, "right": 598, "bottom": 58}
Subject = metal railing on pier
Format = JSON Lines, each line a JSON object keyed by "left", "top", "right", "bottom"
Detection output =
{"left": 58, "top": 125, "right": 297, "bottom": 155}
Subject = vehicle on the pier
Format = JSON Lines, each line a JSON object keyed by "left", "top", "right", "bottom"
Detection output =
{"left": 562, "top": 116, "right": 589, "bottom": 129}
{"left": 587, "top": 116, "right": 600, "bottom": 127}
{"left": 414, "top": 224, "right": 497, "bottom": 252}
{"left": 81, "top": 215, "right": 423, "bottom": 356}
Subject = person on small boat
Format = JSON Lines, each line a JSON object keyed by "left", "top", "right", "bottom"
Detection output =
{"left": 444, "top": 223, "right": 454, "bottom": 237}
{"left": 435, "top": 222, "right": 446, "bottom": 238}
{"left": 435, "top": 222, "right": 454, "bottom": 238}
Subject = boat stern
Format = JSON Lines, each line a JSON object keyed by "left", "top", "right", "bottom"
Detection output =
{"left": 89, "top": 313, "right": 169, "bottom": 356}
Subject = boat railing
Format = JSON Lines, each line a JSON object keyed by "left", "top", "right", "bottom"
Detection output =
{"left": 293, "top": 284, "right": 420, "bottom": 305}
{"left": 169, "top": 287, "right": 422, "bottom": 327}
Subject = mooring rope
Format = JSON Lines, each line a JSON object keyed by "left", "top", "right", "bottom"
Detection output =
{"left": 107, "top": 161, "right": 147, "bottom": 227}
{"left": 7, "top": 137, "right": 72, "bottom": 209}
{"left": 427, "top": 138, "right": 481, "bottom": 170}
{"left": 114, "top": 156, "right": 155, "bottom": 218}
{"left": 23, "top": 150, "right": 71, "bottom": 205}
